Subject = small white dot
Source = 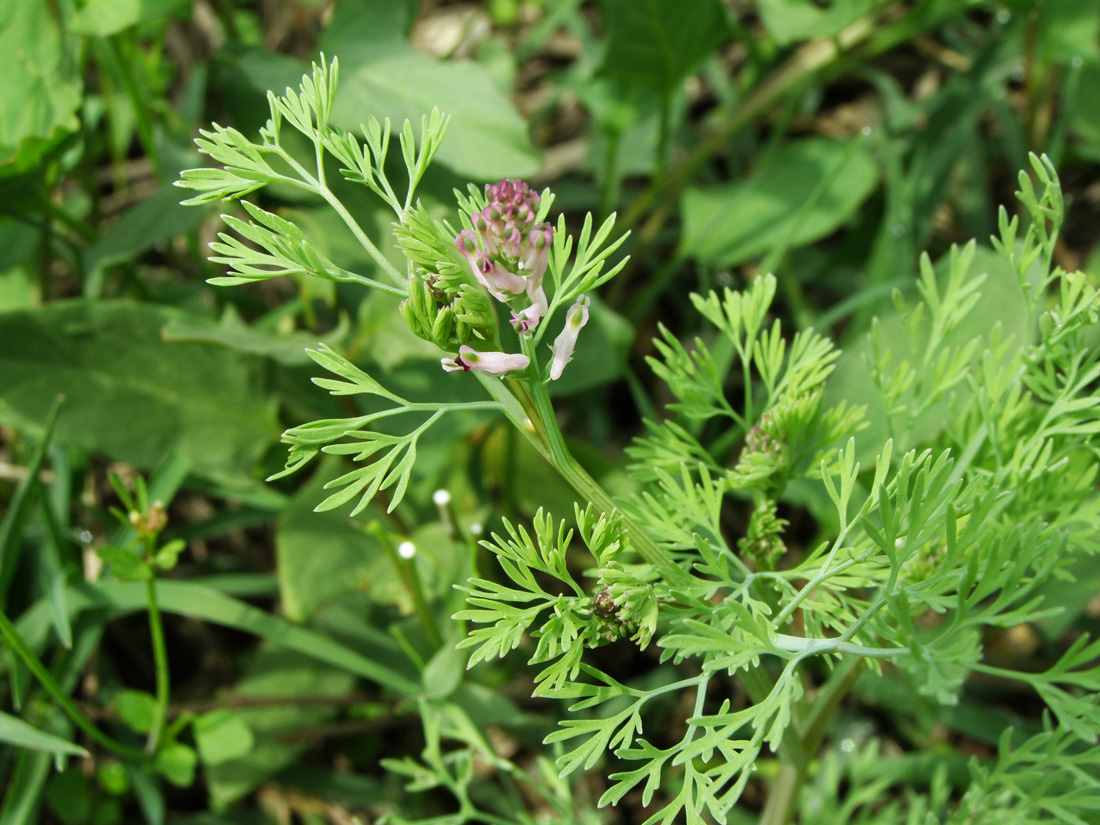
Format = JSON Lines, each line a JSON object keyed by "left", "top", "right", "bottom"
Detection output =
{"left": 433, "top": 489, "right": 451, "bottom": 506}
{"left": 841, "top": 738, "right": 856, "bottom": 753}
{"left": 861, "top": 126, "right": 872, "bottom": 136}
{"left": 470, "top": 523, "right": 483, "bottom": 536}
{"left": 894, "top": 537, "right": 905, "bottom": 549}
{"left": 398, "top": 542, "right": 416, "bottom": 559}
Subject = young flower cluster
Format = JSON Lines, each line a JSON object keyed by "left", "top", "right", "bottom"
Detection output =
{"left": 440, "top": 179, "right": 590, "bottom": 378}
{"left": 456, "top": 179, "right": 553, "bottom": 333}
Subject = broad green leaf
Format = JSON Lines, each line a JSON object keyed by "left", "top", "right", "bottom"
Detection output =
{"left": 680, "top": 137, "right": 879, "bottom": 268}
{"left": 202, "top": 647, "right": 355, "bottom": 808}
{"left": 598, "top": 0, "right": 731, "bottom": 95}
{"left": 96, "top": 546, "right": 151, "bottom": 581}
{"left": 1037, "top": 0, "right": 1100, "bottom": 64}
{"left": 193, "top": 710, "right": 254, "bottom": 766}
{"left": 45, "top": 579, "right": 419, "bottom": 694}
{"left": 757, "top": 0, "right": 875, "bottom": 46}
{"left": 422, "top": 642, "right": 465, "bottom": 699}
{"left": 824, "top": 245, "right": 1032, "bottom": 466}
{"left": 0, "top": 301, "right": 279, "bottom": 481}
{"left": 82, "top": 185, "right": 207, "bottom": 286}
{"left": 155, "top": 743, "right": 198, "bottom": 788}
{"left": 323, "top": 0, "right": 539, "bottom": 180}
{"left": 114, "top": 689, "right": 157, "bottom": 734}
{"left": 0, "top": 710, "right": 88, "bottom": 757}
{"left": 275, "top": 466, "right": 389, "bottom": 622}
{"left": 163, "top": 305, "right": 350, "bottom": 368}
{"left": 276, "top": 462, "right": 457, "bottom": 620}
{"left": 46, "top": 767, "right": 93, "bottom": 825}
{"left": 70, "top": 0, "right": 190, "bottom": 36}
{"left": 0, "top": 0, "right": 81, "bottom": 172}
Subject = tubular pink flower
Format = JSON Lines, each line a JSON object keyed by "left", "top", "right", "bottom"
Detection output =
{"left": 441, "top": 346, "right": 530, "bottom": 375}
{"left": 510, "top": 285, "right": 548, "bottom": 334}
{"left": 549, "top": 295, "right": 590, "bottom": 380}
{"left": 456, "top": 179, "right": 554, "bottom": 315}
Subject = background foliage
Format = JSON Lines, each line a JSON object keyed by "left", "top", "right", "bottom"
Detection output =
{"left": 2, "top": 1, "right": 1100, "bottom": 823}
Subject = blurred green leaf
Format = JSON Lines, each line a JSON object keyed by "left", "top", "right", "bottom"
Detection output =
{"left": 83, "top": 185, "right": 207, "bottom": 286}
{"left": 155, "top": 742, "right": 198, "bottom": 787}
{"left": 65, "top": 579, "right": 419, "bottom": 694}
{"left": 96, "top": 762, "right": 131, "bottom": 797}
{"left": 163, "top": 306, "right": 350, "bottom": 367}
{"left": 276, "top": 463, "right": 385, "bottom": 622}
{"left": 323, "top": 0, "right": 539, "bottom": 180}
{"left": 0, "top": 710, "right": 88, "bottom": 757}
{"left": 598, "top": 0, "right": 730, "bottom": 95}
{"left": 0, "top": 300, "right": 279, "bottom": 481}
{"left": 757, "top": 0, "right": 875, "bottom": 45}
{"left": 0, "top": 0, "right": 81, "bottom": 172}
{"left": 115, "top": 689, "right": 157, "bottom": 734}
{"left": 1037, "top": 0, "right": 1100, "bottom": 64}
{"left": 70, "top": 0, "right": 190, "bottom": 36}
{"left": 193, "top": 710, "right": 255, "bottom": 766}
{"left": 96, "top": 545, "right": 151, "bottom": 581}
{"left": 1069, "top": 62, "right": 1100, "bottom": 154}
{"left": 422, "top": 642, "right": 464, "bottom": 699}
{"left": 680, "top": 137, "right": 879, "bottom": 267}
{"left": 202, "top": 648, "right": 355, "bottom": 808}
{"left": 46, "top": 767, "right": 93, "bottom": 825}
{"left": 0, "top": 749, "right": 52, "bottom": 825}
{"left": 0, "top": 396, "right": 61, "bottom": 606}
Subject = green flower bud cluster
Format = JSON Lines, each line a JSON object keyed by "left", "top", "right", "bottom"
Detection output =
{"left": 393, "top": 204, "right": 499, "bottom": 350}
{"left": 399, "top": 274, "right": 497, "bottom": 351}
{"left": 589, "top": 587, "right": 636, "bottom": 643}
{"left": 738, "top": 498, "right": 789, "bottom": 570}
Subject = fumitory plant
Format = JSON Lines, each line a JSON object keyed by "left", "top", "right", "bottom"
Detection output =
{"left": 178, "top": 58, "right": 1100, "bottom": 824}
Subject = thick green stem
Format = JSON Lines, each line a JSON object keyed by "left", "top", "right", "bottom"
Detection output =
{"left": 0, "top": 608, "right": 146, "bottom": 761}
{"left": 491, "top": 350, "right": 683, "bottom": 578}
{"left": 760, "top": 760, "right": 804, "bottom": 825}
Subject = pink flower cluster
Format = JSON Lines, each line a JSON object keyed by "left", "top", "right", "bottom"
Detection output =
{"left": 456, "top": 179, "right": 553, "bottom": 334}
{"left": 442, "top": 179, "right": 589, "bottom": 378}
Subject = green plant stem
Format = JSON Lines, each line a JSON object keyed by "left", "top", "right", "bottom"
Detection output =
{"left": 369, "top": 523, "right": 443, "bottom": 649}
{"left": 801, "top": 657, "right": 864, "bottom": 754}
{"left": 318, "top": 186, "right": 407, "bottom": 287}
{"left": 0, "top": 608, "right": 146, "bottom": 761}
{"left": 758, "top": 653, "right": 868, "bottom": 825}
{"left": 270, "top": 140, "right": 407, "bottom": 290}
{"left": 500, "top": 348, "right": 684, "bottom": 579}
{"left": 760, "top": 760, "right": 804, "bottom": 825}
{"left": 143, "top": 572, "right": 170, "bottom": 753}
